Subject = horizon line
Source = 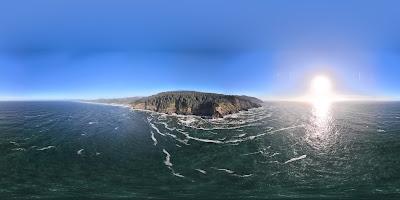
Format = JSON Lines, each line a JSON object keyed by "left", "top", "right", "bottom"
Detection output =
{"left": 1, "top": 97, "right": 399, "bottom": 102}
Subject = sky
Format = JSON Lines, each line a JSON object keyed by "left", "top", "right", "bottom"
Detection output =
{"left": 0, "top": 0, "right": 399, "bottom": 100}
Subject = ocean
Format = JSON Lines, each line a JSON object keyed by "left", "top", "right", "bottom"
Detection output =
{"left": 1, "top": 101, "right": 400, "bottom": 199}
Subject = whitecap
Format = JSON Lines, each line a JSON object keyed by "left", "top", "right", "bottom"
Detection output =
{"left": 150, "top": 130, "right": 158, "bottom": 146}
{"left": 284, "top": 155, "right": 307, "bottom": 164}
{"left": 180, "top": 131, "right": 224, "bottom": 144}
{"left": 195, "top": 169, "right": 207, "bottom": 174}
{"left": 164, "top": 132, "right": 178, "bottom": 139}
{"left": 377, "top": 129, "right": 386, "bottom": 133}
{"left": 269, "top": 152, "right": 280, "bottom": 157}
{"left": 162, "top": 149, "right": 173, "bottom": 167}
{"left": 184, "top": 122, "right": 262, "bottom": 131}
{"left": 225, "top": 125, "right": 303, "bottom": 144}
{"left": 114, "top": 127, "right": 119, "bottom": 130}
{"left": 37, "top": 146, "right": 56, "bottom": 151}
{"left": 88, "top": 122, "right": 97, "bottom": 125}
{"left": 172, "top": 172, "right": 185, "bottom": 178}
{"left": 158, "top": 121, "right": 176, "bottom": 131}
{"left": 77, "top": 149, "right": 84, "bottom": 155}
{"left": 12, "top": 148, "right": 26, "bottom": 151}
{"left": 214, "top": 168, "right": 235, "bottom": 174}
{"left": 24, "top": 114, "right": 42, "bottom": 118}
{"left": 162, "top": 149, "right": 185, "bottom": 178}
{"left": 149, "top": 122, "right": 166, "bottom": 136}
{"left": 213, "top": 167, "right": 251, "bottom": 178}
{"left": 233, "top": 174, "right": 253, "bottom": 178}
{"left": 175, "top": 138, "right": 190, "bottom": 145}
{"left": 241, "top": 151, "right": 262, "bottom": 156}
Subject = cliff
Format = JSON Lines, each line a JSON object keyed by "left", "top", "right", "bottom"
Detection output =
{"left": 131, "top": 91, "right": 263, "bottom": 118}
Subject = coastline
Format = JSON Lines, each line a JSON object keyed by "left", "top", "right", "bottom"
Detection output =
{"left": 76, "top": 100, "right": 267, "bottom": 120}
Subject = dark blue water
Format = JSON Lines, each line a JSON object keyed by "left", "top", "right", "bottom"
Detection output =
{"left": 1, "top": 101, "right": 400, "bottom": 199}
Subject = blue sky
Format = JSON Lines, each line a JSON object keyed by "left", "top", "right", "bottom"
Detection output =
{"left": 0, "top": 0, "right": 399, "bottom": 100}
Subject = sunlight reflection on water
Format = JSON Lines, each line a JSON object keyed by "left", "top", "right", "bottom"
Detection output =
{"left": 306, "top": 99, "right": 336, "bottom": 150}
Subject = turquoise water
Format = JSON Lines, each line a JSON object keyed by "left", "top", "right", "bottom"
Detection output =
{"left": 1, "top": 101, "right": 400, "bottom": 199}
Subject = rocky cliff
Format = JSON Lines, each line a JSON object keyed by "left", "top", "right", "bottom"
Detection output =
{"left": 131, "top": 91, "right": 263, "bottom": 118}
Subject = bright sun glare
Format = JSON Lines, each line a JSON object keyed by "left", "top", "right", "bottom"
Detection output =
{"left": 309, "top": 75, "right": 335, "bottom": 118}
{"left": 311, "top": 76, "right": 332, "bottom": 96}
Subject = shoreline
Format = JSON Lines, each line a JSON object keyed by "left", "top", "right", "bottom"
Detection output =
{"left": 76, "top": 100, "right": 266, "bottom": 120}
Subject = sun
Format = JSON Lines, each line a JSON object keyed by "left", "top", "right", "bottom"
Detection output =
{"left": 311, "top": 75, "right": 332, "bottom": 96}
{"left": 308, "top": 75, "right": 335, "bottom": 117}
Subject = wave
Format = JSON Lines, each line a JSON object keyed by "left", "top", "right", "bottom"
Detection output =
{"left": 241, "top": 151, "right": 262, "bottom": 156}
{"left": 284, "top": 155, "right": 307, "bottom": 164}
{"left": 235, "top": 133, "right": 247, "bottom": 138}
{"left": 9, "top": 141, "right": 19, "bottom": 146}
{"left": 269, "top": 152, "right": 280, "bottom": 158}
{"left": 195, "top": 169, "right": 207, "bottom": 174}
{"left": 37, "top": 146, "right": 56, "bottom": 151}
{"left": 179, "top": 131, "right": 224, "bottom": 144}
{"left": 233, "top": 174, "right": 253, "bottom": 178}
{"left": 24, "top": 114, "right": 43, "bottom": 118}
{"left": 172, "top": 172, "right": 185, "bottom": 178}
{"left": 162, "top": 149, "right": 185, "bottom": 178}
{"left": 147, "top": 112, "right": 304, "bottom": 146}
{"left": 224, "top": 125, "right": 302, "bottom": 144}
{"left": 150, "top": 131, "right": 158, "bottom": 146}
{"left": 213, "top": 168, "right": 234, "bottom": 174}
{"left": 148, "top": 119, "right": 166, "bottom": 136}
{"left": 157, "top": 121, "right": 176, "bottom": 131}
{"left": 180, "top": 121, "right": 263, "bottom": 131}
{"left": 144, "top": 106, "right": 273, "bottom": 134}
{"left": 212, "top": 167, "right": 252, "bottom": 178}
{"left": 163, "top": 149, "right": 173, "bottom": 167}
{"left": 77, "top": 149, "right": 84, "bottom": 155}
{"left": 175, "top": 138, "right": 190, "bottom": 145}
{"left": 12, "top": 148, "right": 26, "bottom": 151}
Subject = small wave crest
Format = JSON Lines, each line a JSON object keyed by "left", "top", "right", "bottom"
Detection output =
{"left": 162, "top": 149, "right": 185, "bottom": 178}
{"left": 284, "top": 155, "right": 307, "bottom": 164}
{"left": 37, "top": 146, "right": 56, "bottom": 151}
